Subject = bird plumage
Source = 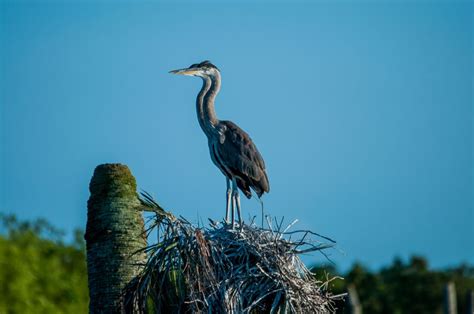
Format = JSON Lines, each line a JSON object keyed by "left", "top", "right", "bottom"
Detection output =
{"left": 212, "top": 120, "right": 269, "bottom": 198}
{"left": 170, "top": 60, "right": 269, "bottom": 225}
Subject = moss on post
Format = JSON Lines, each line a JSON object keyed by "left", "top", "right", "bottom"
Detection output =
{"left": 85, "top": 163, "right": 147, "bottom": 313}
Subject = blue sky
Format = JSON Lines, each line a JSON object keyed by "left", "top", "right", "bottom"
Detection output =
{"left": 1, "top": 1, "right": 472, "bottom": 271}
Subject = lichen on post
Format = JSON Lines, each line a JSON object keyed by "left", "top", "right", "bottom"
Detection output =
{"left": 85, "top": 163, "right": 147, "bottom": 313}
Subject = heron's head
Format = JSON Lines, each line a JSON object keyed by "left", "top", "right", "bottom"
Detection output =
{"left": 169, "top": 60, "right": 220, "bottom": 78}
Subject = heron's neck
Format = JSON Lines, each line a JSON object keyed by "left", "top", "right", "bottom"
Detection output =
{"left": 197, "top": 73, "right": 221, "bottom": 136}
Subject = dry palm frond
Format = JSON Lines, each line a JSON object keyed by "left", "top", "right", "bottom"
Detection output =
{"left": 126, "top": 192, "right": 343, "bottom": 313}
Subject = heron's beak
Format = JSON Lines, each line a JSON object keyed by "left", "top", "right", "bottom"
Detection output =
{"left": 169, "top": 68, "right": 199, "bottom": 76}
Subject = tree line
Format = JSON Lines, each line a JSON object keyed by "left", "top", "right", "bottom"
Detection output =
{"left": 312, "top": 256, "right": 474, "bottom": 313}
{"left": 0, "top": 214, "right": 472, "bottom": 313}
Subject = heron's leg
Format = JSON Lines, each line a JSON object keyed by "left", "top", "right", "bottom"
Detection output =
{"left": 231, "top": 187, "right": 236, "bottom": 229}
{"left": 225, "top": 178, "right": 232, "bottom": 224}
{"left": 232, "top": 178, "right": 242, "bottom": 227}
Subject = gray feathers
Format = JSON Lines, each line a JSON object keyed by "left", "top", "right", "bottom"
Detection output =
{"left": 212, "top": 121, "right": 270, "bottom": 199}
{"left": 190, "top": 60, "right": 219, "bottom": 71}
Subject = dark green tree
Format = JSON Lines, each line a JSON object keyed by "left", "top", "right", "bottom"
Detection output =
{"left": 0, "top": 214, "right": 88, "bottom": 314}
{"left": 312, "top": 256, "right": 474, "bottom": 314}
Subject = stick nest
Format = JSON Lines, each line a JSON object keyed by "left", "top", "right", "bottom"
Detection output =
{"left": 126, "top": 192, "right": 342, "bottom": 313}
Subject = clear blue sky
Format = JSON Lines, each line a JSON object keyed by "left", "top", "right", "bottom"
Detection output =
{"left": 1, "top": 1, "right": 472, "bottom": 271}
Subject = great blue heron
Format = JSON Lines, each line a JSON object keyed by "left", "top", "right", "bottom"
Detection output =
{"left": 170, "top": 60, "right": 270, "bottom": 227}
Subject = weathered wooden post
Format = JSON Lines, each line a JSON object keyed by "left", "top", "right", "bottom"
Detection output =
{"left": 85, "top": 164, "right": 147, "bottom": 313}
{"left": 347, "top": 284, "right": 362, "bottom": 314}
{"left": 444, "top": 282, "right": 458, "bottom": 314}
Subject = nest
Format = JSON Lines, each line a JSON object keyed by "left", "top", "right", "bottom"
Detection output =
{"left": 126, "top": 192, "right": 342, "bottom": 313}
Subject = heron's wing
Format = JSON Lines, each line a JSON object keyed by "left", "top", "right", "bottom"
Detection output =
{"left": 215, "top": 120, "right": 270, "bottom": 198}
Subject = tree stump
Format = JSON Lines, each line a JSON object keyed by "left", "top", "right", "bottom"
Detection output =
{"left": 85, "top": 164, "right": 147, "bottom": 313}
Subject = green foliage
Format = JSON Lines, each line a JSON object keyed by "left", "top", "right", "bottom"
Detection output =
{"left": 312, "top": 256, "right": 474, "bottom": 314}
{"left": 0, "top": 214, "right": 88, "bottom": 314}
{"left": 1, "top": 213, "right": 472, "bottom": 314}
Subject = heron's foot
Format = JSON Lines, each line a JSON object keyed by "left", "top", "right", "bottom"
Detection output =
{"left": 222, "top": 220, "right": 244, "bottom": 232}
{"left": 230, "top": 219, "right": 244, "bottom": 232}
{"left": 222, "top": 220, "right": 234, "bottom": 228}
